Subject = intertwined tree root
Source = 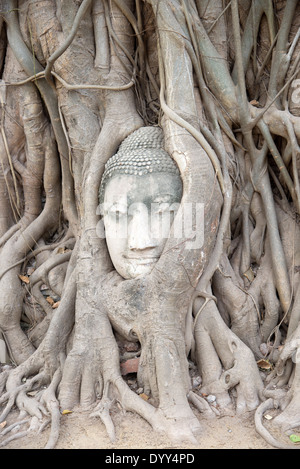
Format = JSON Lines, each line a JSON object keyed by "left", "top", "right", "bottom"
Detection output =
{"left": 1, "top": 0, "right": 300, "bottom": 451}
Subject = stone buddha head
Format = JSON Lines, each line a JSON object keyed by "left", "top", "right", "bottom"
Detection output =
{"left": 99, "top": 127, "right": 183, "bottom": 280}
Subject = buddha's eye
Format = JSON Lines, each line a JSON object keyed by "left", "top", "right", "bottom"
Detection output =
{"left": 153, "top": 202, "right": 171, "bottom": 214}
{"left": 107, "top": 204, "right": 127, "bottom": 220}
{"left": 152, "top": 202, "right": 179, "bottom": 216}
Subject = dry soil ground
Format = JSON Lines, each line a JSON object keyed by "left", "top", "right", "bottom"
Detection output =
{"left": 2, "top": 360, "right": 300, "bottom": 451}
{"left": 0, "top": 402, "right": 286, "bottom": 450}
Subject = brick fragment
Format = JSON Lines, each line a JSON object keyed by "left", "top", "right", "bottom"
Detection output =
{"left": 120, "top": 357, "right": 140, "bottom": 375}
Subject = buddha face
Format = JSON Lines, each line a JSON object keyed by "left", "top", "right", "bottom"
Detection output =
{"left": 102, "top": 172, "right": 182, "bottom": 279}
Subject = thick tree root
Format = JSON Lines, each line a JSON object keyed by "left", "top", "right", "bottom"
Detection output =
{"left": 95, "top": 374, "right": 202, "bottom": 446}
{"left": 193, "top": 297, "right": 264, "bottom": 413}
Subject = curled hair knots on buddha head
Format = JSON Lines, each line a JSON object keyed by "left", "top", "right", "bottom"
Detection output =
{"left": 98, "top": 126, "right": 180, "bottom": 205}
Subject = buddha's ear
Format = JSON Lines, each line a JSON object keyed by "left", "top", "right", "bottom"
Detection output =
{"left": 96, "top": 217, "right": 106, "bottom": 239}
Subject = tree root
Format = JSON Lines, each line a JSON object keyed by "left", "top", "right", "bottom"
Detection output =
{"left": 254, "top": 398, "right": 299, "bottom": 449}
{"left": 41, "top": 368, "right": 62, "bottom": 449}
{"left": 0, "top": 415, "right": 48, "bottom": 448}
{"left": 112, "top": 376, "right": 201, "bottom": 445}
{"left": 255, "top": 325, "right": 300, "bottom": 449}
{"left": 1, "top": 0, "right": 300, "bottom": 452}
{"left": 193, "top": 295, "right": 264, "bottom": 413}
{"left": 0, "top": 429, "right": 30, "bottom": 448}
{"left": 0, "top": 269, "right": 76, "bottom": 448}
{"left": 90, "top": 395, "right": 116, "bottom": 443}
{"left": 0, "top": 370, "right": 46, "bottom": 423}
{"left": 1, "top": 416, "right": 30, "bottom": 436}
{"left": 0, "top": 363, "right": 64, "bottom": 448}
{"left": 188, "top": 390, "right": 220, "bottom": 418}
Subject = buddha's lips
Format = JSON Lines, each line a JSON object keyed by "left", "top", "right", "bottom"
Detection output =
{"left": 123, "top": 256, "right": 159, "bottom": 264}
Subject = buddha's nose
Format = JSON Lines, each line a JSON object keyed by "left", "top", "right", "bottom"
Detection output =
{"left": 128, "top": 205, "right": 157, "bottom": 251}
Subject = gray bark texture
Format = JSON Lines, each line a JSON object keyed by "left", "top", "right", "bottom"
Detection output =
{"left": 0, "top": 0, "right": 300, "bottom": 449}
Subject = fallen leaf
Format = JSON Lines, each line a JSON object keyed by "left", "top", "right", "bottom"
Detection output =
{"left": 19, "top": 274, "right": 30, "bottom": 284}
{"left": 250, "top": 99, "right": 259, "bottom": 106}
{"left": 52, "top": 301, "right": 60, "bottom": 309}
{"left": 0, "top": 421, "right": 6, "bottom": 429}
{"left": 57, "top": 247, "right": 71, "bottom": 254}
{"left": 46, "top": 297, "right": 55, "bottom": 306}
{"left": 257, "top": 359, "right": 272, "bottom": 370}
{"left": 61, "top": 409, "right": 72, "bottom": 415}
{"left": 243, "top": 267, "right": 255, "bottom": 282}
{"left": 290, "top": 434, "right": 300, "bottom": 443}
{"left": 139, "top": 393, "right": 149, "bottom": 401}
